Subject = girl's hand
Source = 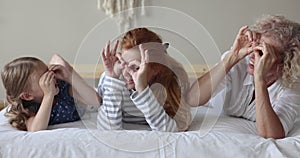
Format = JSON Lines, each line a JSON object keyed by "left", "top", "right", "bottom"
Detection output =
{"left": 49, "top": 54, "right": 73, "bottom": 83}
{"left": 39, "top": 71, "right": 57, "bottom": 97}
{"left": 114, "top": 53, "right": 126, "bottom": 78}
{"left": 253, "top": 42, "right": 280, "bottom": 85}
{"left": 49, "top": 64, "right": 72, "bottom": 83}
{"left": 127, "top": 45, "right": 150, "bottom": 92}
{"left": 101, "top": 40, "right": 122, "bottom": 78}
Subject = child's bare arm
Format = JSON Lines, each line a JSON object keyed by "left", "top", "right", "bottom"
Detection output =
{"left": 49, "top": 54, "right": 101, "bottom": 106}
{"left": 26, "top": 71, "right": 56, "bottom": 132}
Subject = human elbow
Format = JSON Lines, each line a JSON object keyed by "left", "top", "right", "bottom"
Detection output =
{"left": 186, "top": 94, "right": 199, "bottom": 107}
{"left": 186, "top": 94, "right": 208, "bottom": 107}
{"left": 258, "top": 132, "right": 285, "bottom": 139}
{"left": 27, "top": 126, "right": 47, "bottom": 132}
{"left": 27, "top": 128, "right": 43, "bottom": 132}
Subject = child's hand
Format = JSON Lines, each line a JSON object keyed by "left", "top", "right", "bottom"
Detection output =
{"left": 39, "top": 71, "right": 57, "bottom": 97}
{"left": 49, "top": 64, "right": 72, "bottom": 83}
{"left": 126, "top": 45, "right": 151, "bottom": 92}
{"left": 49, "top": 54, "right": 73, "bottom": 69}
{"left": 113, "top": 53, "right": 126, "bottom": 78}
{"left": 101, "top": 40, "right": 122, "bottom": 78}
{"left": 49, "top": 54, "right": 73, "bottom": 82}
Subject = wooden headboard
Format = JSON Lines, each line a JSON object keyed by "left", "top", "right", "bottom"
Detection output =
{"left": 73, "top": 64, "right": 210, "bottom": 80}
{"left": 0, "top": 100, "right": 5, "bottom": 111}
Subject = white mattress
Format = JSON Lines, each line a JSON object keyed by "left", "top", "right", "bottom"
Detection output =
{"left": 0, "top": 105, "right": 299, "bottom": 158}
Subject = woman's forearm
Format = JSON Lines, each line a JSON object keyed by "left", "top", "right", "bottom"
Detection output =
{"left": 70, "top": 71, "right": 101, "bottom": 105}
{"left": 187, "top": 51, "right": 238, "bottom": 106}
{"left": 255, "top": 78, "right": 285, "bottom": 139}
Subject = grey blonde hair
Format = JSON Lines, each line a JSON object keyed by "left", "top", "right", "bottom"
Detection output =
{"left": 251, "top": 15, "right": 300, "bottom": 88}
{"left": 1, "top": 57, "right": 42, "bottom": 130}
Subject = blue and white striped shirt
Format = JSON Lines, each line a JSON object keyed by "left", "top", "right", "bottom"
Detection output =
{"left": 97, "top": 73, "right": 178, "bottom": 132}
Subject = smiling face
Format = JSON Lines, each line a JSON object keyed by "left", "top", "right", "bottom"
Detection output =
{"left": 120, "top": 27, "right": 164, "bottom": 90}
{"left": 120, "top": 48, "right": 141, "bottom": 90}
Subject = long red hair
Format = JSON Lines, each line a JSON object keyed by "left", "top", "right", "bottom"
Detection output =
{"left": 121, "top": 28, "right": 191, "bottom": 131}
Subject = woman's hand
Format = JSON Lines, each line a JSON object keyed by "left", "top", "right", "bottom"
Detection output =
{"left": 126, "top": 45, "right": 150, "bottom": 92}
{"left": 101, "top": 40, "right": 123, "bottom": 78}
{"left": 222, "top": 26, "right": 254, "bottom": 72}
{"left": 253, "top": 42, "right": 280, "bottom": 85}
{"left": 231, "top": 26, "right": 253, "bottom": 59}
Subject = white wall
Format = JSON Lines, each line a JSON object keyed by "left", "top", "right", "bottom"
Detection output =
{"left": 1, "top": 0, "right": 300, "bottom": 99}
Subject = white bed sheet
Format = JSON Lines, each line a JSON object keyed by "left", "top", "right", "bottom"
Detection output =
{"left": 0, "top": 105, "right": 299, "bottom": 158}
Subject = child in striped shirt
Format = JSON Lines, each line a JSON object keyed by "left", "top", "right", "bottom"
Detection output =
{"left": 97, "top": 28, "right": 191, "bottom": 132}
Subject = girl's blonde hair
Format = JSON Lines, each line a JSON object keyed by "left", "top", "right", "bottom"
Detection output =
{"left": 251, "top": 15, "right": 300, "bottom": 88}
{"left": 1, "top": 57, "right": 42, "bottom": 130}
{"left": 121, "top": 28, "right": 191, "bottom": 131}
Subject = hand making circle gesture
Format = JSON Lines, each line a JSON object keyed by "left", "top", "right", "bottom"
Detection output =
{"left": 101, "top": 40, "right": 121, "bottom": 78}
{"left": 126, "top": 44, "right": 151, "bottom": 92}
{"left": 253, "top": 41, "right": 281, "bottom": 85}
{"left": 231, "top": 26, "right": 254, "bottom": 59}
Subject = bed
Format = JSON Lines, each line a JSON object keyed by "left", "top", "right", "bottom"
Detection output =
{"left": 1, "top": 100, "right": 300, "bottom": 158}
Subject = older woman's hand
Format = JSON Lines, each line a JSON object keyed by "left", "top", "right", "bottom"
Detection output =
{"left": 223, "top": 26, "right": 254, "bottom": 72}
{"left": 231, "top": 26, "right": 253, "bottom": 58}
{"left": 253, "top": 41, "right": 281, "bottom": 85}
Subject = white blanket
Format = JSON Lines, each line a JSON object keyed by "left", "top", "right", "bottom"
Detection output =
{"left": 0, "top": 105, "right": 299, "bottom": 158}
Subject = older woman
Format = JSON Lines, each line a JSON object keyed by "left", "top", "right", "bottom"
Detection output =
{"left": 187, "top": 15, "right": 300, "bottom": 139}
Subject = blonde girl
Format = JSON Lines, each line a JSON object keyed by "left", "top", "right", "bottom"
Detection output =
{"left": 1, "top": 54, "right": 100, "bottom": 131}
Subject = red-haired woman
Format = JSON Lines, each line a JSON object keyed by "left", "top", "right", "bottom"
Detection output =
{"left": 97, "top": 28, "right": 191, "bottom": 132}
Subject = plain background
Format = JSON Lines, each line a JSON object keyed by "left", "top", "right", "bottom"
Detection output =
{"left": 1, "top": 0, "right": 300, "bottom": 99}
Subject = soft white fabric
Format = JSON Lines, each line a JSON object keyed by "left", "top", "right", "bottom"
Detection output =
{"left": 210, "top": 51, "right": 300, "bottom": 136}
{"left": 1, "top": 105, "right": 300, "bottom": 158}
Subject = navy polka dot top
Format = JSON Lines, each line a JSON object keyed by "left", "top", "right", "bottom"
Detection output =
{"left": 48, "top": 80, "right": 82, "bottom": 125}
{"left": 23, "top": 80, "right": 83, "bottom": 125}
